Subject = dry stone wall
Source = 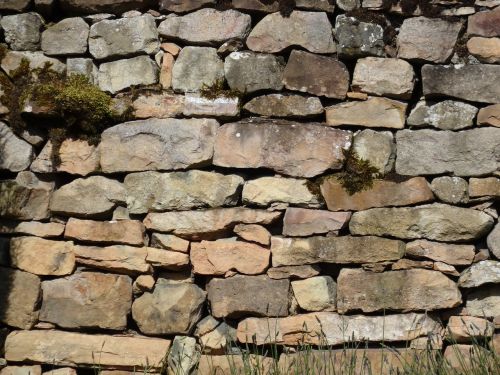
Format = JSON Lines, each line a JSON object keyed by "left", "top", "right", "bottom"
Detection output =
{"left": 0, "top": 0, "right": 500, "bottom": 374}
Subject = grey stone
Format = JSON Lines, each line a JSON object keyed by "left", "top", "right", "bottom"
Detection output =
{"left": 0, "top": 0, "right": 31, "bottom": 11}
{"left": 291, "top": 276, "right": 336, "bottom": 312}
{"left": 159, "top": 0, "right": 215, "bottom": 12}
{"left": 335, "top": 15, "right": 384, "bottom": 58}
{"left": 407, "top": 100, "right": 478, "bottom": 130}
{"left": 89, "top": 14, "right": 159, "bottom": 60}
{"left": 406, "top": 240, "right": 475, "bottom": 266}
{"left": 0, "top": 51, "right": 66, "bottom": 78}
{"left": 41, "top": 17, "right": 89, "bottom": 56}
{"left": 459, "top": 260, "right": 500, "bottom": 288}
{"left": 66, "top": 58, "right": 98, "bottom": 84}
{"left": 466, "top": 285, "right": 500, "bottom": 318}
{"left": 183, "top": 93, "right": 240, "bottom": 119}
{"left": 337, "top": 0, "right": 360, "bottom": 11}
{"left": 352, "top": 129, "right": 395, "bottom": 174}
{"left": 1, "top": 13, "right": 43, "bottom": 51}
{"left": 487, "top": 223, "right": 500, "bottom": 259}
{"left": 225, "top": 52, "right": 285, "bottom": 94}
{"left": 172, "top": 47, "right": 224, "bottom": 93}
{"left": 243, "top": 94, "right": 323, "bottom": 118}
{"left": 59, "top": 0, "right": 154, "bottom": 15}
{"left": 0, "top": 122, "right": 34, "bottom": 172}
{"left": 167, "top": 336, "right": 199, "bottom": 375}
{"left": 396, "top": 128, "right": 500, "bottom": 176}
{"left": 431, "top": 177, "right": 469, "bottom": 204}
{"left": 98, "top": 56, "right": 158, "bottom": 94}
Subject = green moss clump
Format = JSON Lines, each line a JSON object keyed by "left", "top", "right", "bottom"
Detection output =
{"left": 200, "top": 79, "right": 244, "bottom": 101}
{"left": 336, "top": 148, "right": 382, "bottom": 195}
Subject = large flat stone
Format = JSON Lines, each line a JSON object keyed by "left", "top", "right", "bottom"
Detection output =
{"left": 213, "top": 119, "right": 352, "bottom": 178}
{"left": 145, "top": 247, "right": 189, "bottom": 270}
{"left": 98, "top": 56, "right": 158, "bottom": 94}
{"left": 243, "top": 94, "right": 323, "bottom": 118}
{"left": 282, "top": 208, "right": 351, "bottom": 237}
{"left": 132, "top": 92, "right": 184, "bottom": 119}
{"left": 74, "top": 245, "right": 150, "bottom": 275}
{"left": 407, "top": 100, "right": 478, "bottom": 130}
{"left": 0, "top": 221, "right": 65, "bottom": 238}
{"left": 350, "top": 203, "right": 494, "bottom": 242}
{"left": 0, "top": 122, "right": 34, "bottom": 172}
{"left": 64, "top": 218, "right": 145, "bottom": 246}
{"left": 405, "top": 240, "right": 475, "bottom": 266}
{"left": 100, "top": 118, "right": 218, "bottom": 173}
{"left": 337, "top": 269, "right": 462, "bottom": 313}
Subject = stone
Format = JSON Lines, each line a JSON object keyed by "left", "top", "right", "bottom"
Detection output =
{"left": 50, "top": 176, "right": 126, "bottom": 219}
{"left": 352, "top": 57, "right": 415, "bottom": 99}
{"left": 444, "top": 345, "right": 491, "bottom": 370}
{"left": 292, "top": 276, "right": 336, "bottom": 312}
{"left": 10, "top": 236, "right": 74, "bottom": 276}
{"left": 100, "top": 118, "right": 218, "bottom": 173}
{"left": 197, "top": 321, "right": 235, "bottom": 352}
{"left": 0, "top": 0, "right": 31, "bottom": 11}
{"left": 131, "top": 92, "right": 184, "bottom": 119}
{"left": 478, "top": 104, "right": 500, "bottom": 127}
{"left": 98, "top": 56, "right": 158, "bottom": 94}
{"left": 0, "top": 221, "right": 65, "bottom": 238}
{"left": 392, "top": 259, "right": 433, "bottom": 271}
{"left": 41, "top": 17, "right": 89, "bottom": 56}
{"left": 0, "top": 367, "right": 41, "bottom": 375}
{"left": 0, "top": 267, "right": 40, "bottom": 329}
{"left": 160, "top": 53, "right": 174, "bottom": 89}
{"left": 397, "top": 17, "right": 462, "bottom": 63}
{"left": 469, "top": 178, "right": 500, "bottom": 198}
{"left": 282, "top": 50, "right": 349, "bottom": 99}
{"left": 207, "top": 275, "right": 289, "bottom": 318}
{"left": 213, "top": 119, "right": 352, "bottom": 178}
{"left": 167, "top": 336, "right": 199, "bottom": 375}
{"left": 197, "top": 355, "right": 273, "bottom": 375}
{"left": 434, "top": 262, "right": 459, "bottom": 277}
{"left": 243, "top": 94, "right": 323, "bottom": 118}
{"left": 151, "top": 234, "right": 189, "bottom": 253}
{"left": 31, "top": 139, "right": 100, "bottom": 176}
{"left": 267, "top": 265, "right": 320, "bottom": 280}
{"left": 191, "top": 240, "right": 269, "bottom": 276}
{"left": 296, "top": 0, "right": 335, "bottom": 11}
{"left": 447, "top": 316, "right": 494, "bottom": 343}
{"left": 406, "top": 240, "right": 475, "bottom": 266}
{"left": 337, "top": 0, "right": 360, "bottom": 10}
{"left": 74, "top": 245, "right": 150, "bottom": 274}
{"left": 467, "top": 7, "right": 500, "bottom": 37}
{"left": 0, "top": 122, "right": 34, "bottom": 172}
{"left": 242, "top": 177, "right": 322, "bottom": 208}
{"left": 159, "top": 0, "right": 215, "bottom": 12}
{"left": 238, "top": 312, "right": 441, "bottom": 346}
{"left": 231, "top": 0, "right": 279, "bottom": 12}
{"left": 145, "top": 247, "right": 189, "bottom": 270}
{"left": 40, "top": 272, "right": 132, "bottom": 330}
{"left": 466, "top": 285, "right": 500, "bottom": 318}
{"left": 337, "top": 269, "right": 462, "bottom": 313}
{"left": 1, "top": 51, "right": 66, "bottom": 78}
{"left": 144, "top": 208, "right": 280, "bottom": 240}
{"left": 430, "top": 176, "right": 469, "bottom": 204}
{"left": 458, "top": 261, "right": 500, "bottom": 288}
{"left": 283, "top": 208, "right": 351, "bottom": 237}
{"left": 422, "top": 64, "right": 500, "bottom": 104}
{"left": 5, "top": 330, "right": 170, "bottom": 370}
{"left": 0, "top": 172, "right": 53, "bottom": 221}
{"left": 467, "top": 37, "right": 500, "bottom": 63}
{"left": 233, "top": 224, "right": 270, "bottom": 246}
{"left": 64, "top": 218, "right": 145, "bottom": 246}
{"left": 408, "top": 100, "right": 478, "bottom": 130}
{"left": 125, "top": 171, "right": 243, "bottom": 214}
{"left": 1, "top": 13, "right": 43, "bottom": 51}
{"left": 172, "top": 47, "right": 224, "bottom": 93}
{"left": 183, "top": 93, "right": 239, "bottom": 119}
{"left": 247, "top": 11, "right": 335, "bottom": 54}
{"left": 335, "top": 15, "right": 384, "bottom": 58}
{"left": 352, "top": 129, "right": 395, "bottom": 174}
{"left": 487, "top": 223, "right": 500, "bottom": 259}
{"left": 132, "top": 280, "right": 205, "bottom": 335}
{"left": 89, "top": 15, "right": 159, "bottom": 60}
{"left": 320, "top": 177, "right": 434, "bottom": 211}
{"left": 67, "top": 58, "right": 98, "bottom": 84}
{"left": 396, "top": 129, "right": 500, "bottom": 176}
{"left": 271, "top": 235, "right": 404, "bottom": 267}
{"left": 59, "top": 0, "right": 154, "bottom": 14}
{"left": 158, "top": 9, "right": 251, "bottom": 45}
{"left": 224, "top": 52, "right": 285, "bottom": 93}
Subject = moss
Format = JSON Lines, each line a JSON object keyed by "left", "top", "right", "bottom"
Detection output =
{"left": 200, "top": 79, "right": 244, "bottom": 101}
{"left": 336, "top": 148, "right": 382, "bottom": 195}
{"left": 454, "top": 34, "right": 469, "bottom": 58}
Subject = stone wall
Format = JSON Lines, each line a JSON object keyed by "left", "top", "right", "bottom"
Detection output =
{"left": 0, "top": 0, "right": 500, "bottom": 374}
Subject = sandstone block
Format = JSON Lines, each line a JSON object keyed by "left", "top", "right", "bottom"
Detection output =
{"left": 64, "top": 218, "right": 145, "bottom": 246}
{"left": 406, "top": 240, "right": 475, "bottom": 266}
{"left": 487, "top": 223, "right": 500, "bottom": 259}
{"left": 477, "top": 104, "right": 500, "bottom": 127}
{"left": 292, "top": 276, "right": 336, "bottom": 312}
{"left": 0, "top": 366, "right": 41, "bottom": 375}
{"left": 267, "top": 265, "right": 320, "bottom": 280}
{"left": 1, "top": 51, "right": 65, "bottom": 78}
{"left": 0, "top": 221, "right": 65, "bottom": 238}
{"left": 233, "top": 224, "right": 270, "bottom": 246}
{"left": 183, "top": 93, "right": 240, "bottom": 119}
{"left": 150, "top": 234, "right": 189, "bottom": 253}
{"left": 467, "top": 37, "right": 500, "bottom": 63}
{"left": 447, "top": 316, "right": 494, "bottom": 343}
{"left": 132, "top": 92, "right": 184, "bottom": 119}
{"left": 74, "top": 245, "right": 150, "bottom": 274}
{"left": 283, "top": 208, "right": 350, "bottom": 237}
{"left": 145, "top": 247, "right": 189, "bottom": 270}
{"left": 469, "top": 177, "right": 500, "bottom": 198}
{"left": 466, "top": 286, "right": 500, "bottom": 318}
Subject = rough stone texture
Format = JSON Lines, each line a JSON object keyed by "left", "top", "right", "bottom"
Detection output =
{"left": 160, "top": 52, "right": 174, "bottom": 89}
{"left": 0, "top": 0, "right": 31, "bottom": 11}
{"left": 349, "top": 204, "right": 494, "bottom": 242}
{"left": 124, "top": 171, "right": 243, "bottom": 214}
{"left": 283, "top": 208, "right": 351, "bottom": 237}
{"left": 467, "top": 7, "right": 500, "bottom": 37}
{"left": 40, "top": 272, "right": 132, "bottom": 330}
{"left": 478, "top": 104, "right": 500, "bottom": 127}
{"left": 224, "top": 52, "right": 285, "bottom": 94}
{"left": 50, "top": 176, "right": 126, "bottom": 219}
{"left": 0, "top": 267, "right": 40, "bottom": 329}
{"left": 337, "top": 269, "right": 462, "bottom": 313}
{"left": 447, "top": 316, "right": 494, "bottom": 343}
{"left": 243, "top": 94, "right": 323, "bottom": 118}
{"left": 467, "top": 37, "right": 500, "bottom": 63}
{"left": 292, "top": 276, "right": 336, "bottom": 312}
{"left": 247, "top": 11, "right": 335, "bottom": 54}
{"left": 335, "top": 15, "right": 384, "bottom": 58}
{"left": 158, "top": 9, "right": 251, "bottom": 45}
{"left": 132, "top": 280, "right": 205, "bottom": 335}
{"left": 321, "top": 177, "right": 434, "bottom": 211}
{"left": 167, "top": 336, "right": 199, "bottom": 375}
{"left": 242, "top": 177, "right": 322, "bottom": 208}
{"left": 282, "top": 50, "right": 349, "bottom": 99}
{"left": 352, "top": 58, "right": 415, "bottom": 99}
{"left": 41, "top": 17, "right": 89, "bottom": 56}
{"left": 74, "top": 245, "right": 149, "bottom": 275}
{"left": 0, "top": 366, "right": 42, "bottom": 375}
{"left": 0, "top": 221, "right": 65, "bottom": 238}
{"left": 407, "top": 100, "right": 478, "bottom": 130}
{"left": 422, "top": 64, "right": 500, "bottom": 104}
{"left": 396, "top": 128, "right": 500, "bottom": 176}
{"left": 397, "top": 17, "right": 462, "bottom": 63}
{"left": 183, "top": 93, "right": 240, "bottom": 119}
{"left": 431, "top": 176, "right": 469, "bottom": 204}
{"left": 406, "top": 240, "right": 475, "bottom": 266}
{"left": 1, "top": 13, "right": 43, "bottom": 51}
{"left": 0, "top": 122, "right": 34, "bottom": 172}
{"left": 89, "top": 15, "right": 159, "bottom": 60}
{"left": 145, "top": 247, "right": 190, "bottom": 270}
{"left": 213, "top": 120, "right": 352, "bottom": 178}
{"left": 352, "top": 129, "right": 395, "bottom": 174}
{"left": 487, "top": 223, "right": 500, "bottom": 259}
{"left": 10, "top": 237, "right": 75, "bottom": 276}
{"left": 131, "top": 92, "right": 184, "bottom": 119}
{"left": 326, "top": 97, "right": 407, "bottom": 129}
{"left": 271, "top": 236, "right": 404, "bottom": 267}
{"left": 466, "top": 285, "right": 500, "bottom": 318}
{"left": 458, "top": 261, "right": 500, "bottom": 288}
{"left": 267, "top": 265, "right": 320, "bottom": 280}
{"left": 4, "top": 330, "right": 170, "bottom": 370}
{"left": 100, "top": 118, "right": 218, "bottom": 173}
{"left": 67, "top": 57, "right": 98, "bottom": 84}
{"left": 64, "top": 218, "right": 145, "bottom": 246}
{"left": 237, "top": 313, "right": 441, "bottom": 346}
{"left": 233, "top": 224, "right": 270, "bottom": 245}
{"left": 1, "top": 51, "right": 66, "bottom": 78}
{"left": 151, "top": 233, "right": 189, "bottom": 253}
{"left": 207, "top": 275, "right": 289, "bottom": 318}
{"left": 190, "top": 240, "right": 270, "bottom": 275}
{"left": 98, "top": 56, "right": 158, "bottom": 94}
{"left": 469, "top": 178, "right": 500, "bottom": 198}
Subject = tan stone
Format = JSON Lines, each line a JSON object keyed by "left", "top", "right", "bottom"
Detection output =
{"left": 434, "top": 262, "right": 459, "bottom": 277}
{"left": 133, "top": 275, "right": 155, "bottom": 294}
{"left": 320, "top": 177, "right": 434, "bottom": 211}
{"left": 405, "top": 240, "right": 475, "bottom": 266}
{"left": 0, "top": 366, "right": 41, "bottom": 375}
{"left": 74, "top": 245, "right": 150, "bottom": 275}
{"left": 469, "top": 177, "right": 500, "bottom": 198}
{"left": 446, "top": 316, "right": 494, "bottom": 343}
{"left": 0, "top": 221, "right": 65, "bottom": 238}
{"left": 233, "top": 224, "right": 270, "bottom": 246}
{"left": 160, "top": 43, "right": 180, "bottom": 56}
{"left": 5, "top": 330, "right": 170, "bottom": 370}
{"left": 132, "top": 92, "right": 184, "bottom": 119}
{"left": 282, "top": 208, "right": 350, "bottom": 237}
{"left": 443, "top": 345, "right": 490, "bottom": 371}
{"left": 391, "top": 259, "right": 433, "bottom": 271}
{"left": 191, "top": 240, "right": 269, "bottom": 276}
{"left": 160, "top": 52, "right": 174, "bottom": 89}
{"left": 292, "top": 276, "right": 336, "bottom": 312}
{"left": 477, "top": 104, "right": 500, "bottom": 127}
{"left": 64, "top": 218, "right": 145, "bottom": 246}
{"left": 197, "top": 355, "right": 273, "bottom": 375}
{"left": 267, "top": 265, "right": 320, "bottom": 280}
{"left": 146, "top": 247, "right": 189, "bottom": 270}
{"left": 325, "top": 97, "right": 407, "bottom": 129}
{"left": 467, "top": 37, "right": 500, "bottom": 63}
{"left": 43, "top": 368, "right": 76, "bottom": 375}
{"left": 337, "top": 269, "right": 462, "bottom": 313}
{"left": 150, "top": 233, "right": 189, "bottom": 253}
{"left": 10, "top": 237, "right": 75, "bottom": 276}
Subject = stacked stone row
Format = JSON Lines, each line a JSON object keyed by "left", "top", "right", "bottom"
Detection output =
{"left": 0, "top": 0, "right": 500, "bottom": 374}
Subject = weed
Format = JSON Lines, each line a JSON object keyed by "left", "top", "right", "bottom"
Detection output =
{"left": 334, "top": 148, "right": 382, "bottom": 195}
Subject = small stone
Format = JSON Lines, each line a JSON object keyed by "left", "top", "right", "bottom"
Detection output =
{"left": 469, "top": 178, "right": 500, "bottom": 198}
{"left": 282, "top": 50, "right": 349, "bottom": 99}
{"left": 151, "top": 234, "right": 189, "bottom": 253}
{"left": 217, "top": 39, "right": 243, "bottom": 56}
{"left": 1, "top": 51, "right": 66, "bottom": 78}
{"left": 431, "top": 176, "right": 469, "bottom": 204}
{"left": 335, "top": 15, "right": 384, "bottom": 58}
{"left": 67, "top": 58, "right": 98, "bottom": 84}
{"left": 233, "top": 224, "right": 270, "bottom": 246}
{"left": 159, "top": 52, "right": 174, "bottom": 89}
{"left": 1, "top": 13, "right": 43, "bottom": 51}
{"left": 487, "top": 223, "right": 500, "bottom": 259}
{"left": 391, "top": 259, "right": 433, "bottom": 271}
{"left": 145, "top": 247, "right": 189, "bottom": 270}
{"left": 434, "top": 262, "right": 460, "bottom": 277}
{"left": 458, "top": 260, "right": 500, "bottom": 288}
{"left": 183, "top": 93, "right": 240, "bottom": 119}
{"left": 0, "top": 221, "right": 65, "bottom": 238}
{"left": 132, "top": 92, "right": 184, "bottom": 119}
{"left": 292, "top": 276, "right": 336, "bottom": 312}
{"left": 477, "top": 104, "right": 500, "bottom": 127}
{"left": 467, "top": 7, "right": 500, "bottom": 37}
{"left": 74, "top": 245, "right": 150, "bottom": 275}
{"left": 466, "top": 285, "right": 500, "bottom": 318}
{"left": 198, "top": 321, "right": 235, "bottom": 352}
{"left": 167, "top": 336, "right": 199, "bottom": 375}
{"left": 408, "top": 100, "right": 478, "bottom": 130}
{"left": 467, "top": 37, "right": 500, "bottom": 63}
{"left": 41, "top": 17, "right": 89, "bottom": 56}
{"left": 283, "top": 208, "right": 350, "bottom": 237}
{"left": 352, "top": 129, "right": 395, "bottom": 174}
{"left": 133, "top": 274, "right": 155, "bottom": 294}
{"left": 64, "top": 218, "right": 145, "bottom": 246}
{"left": 267, "top": 265, "right": 320, "bottom": 280}
{"left": 473, "top": 249, "right": 490, "bottom": 263}
{"left": 0, "top": 122, "right": 34, "bottom": 172}
{"left": 447, "top": 316, "right": 494, "bottom": 343}
{"left": 337, "top": 0, "right": 360, "bottom": 11}
{"left": 406, "top": 240, "right": 475, "bottom": 266}
{"left": 243, "top": 94, "right": 323, "bottom": 119}
{"left": 161, "top": 42, "right": 181, "bottom": 56}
